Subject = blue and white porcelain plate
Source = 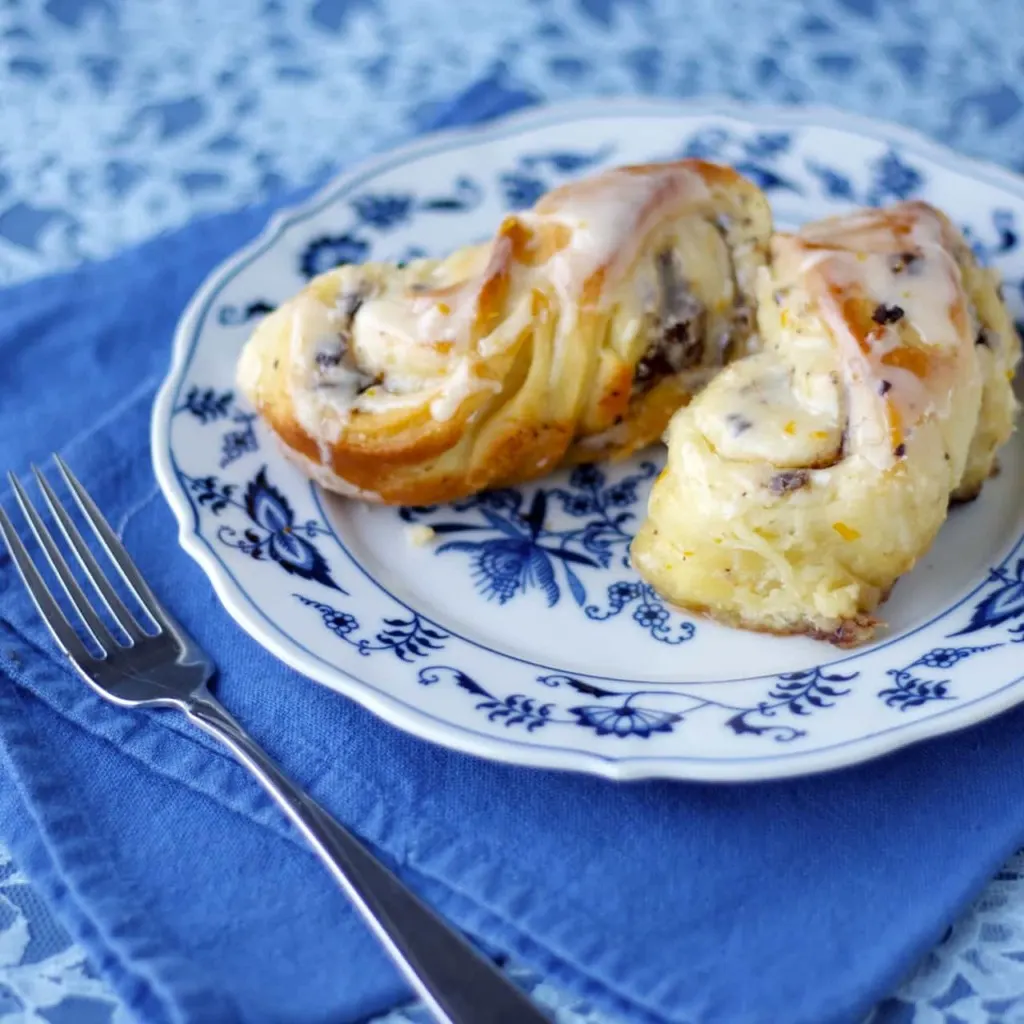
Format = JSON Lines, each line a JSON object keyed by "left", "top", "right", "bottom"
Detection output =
{"left": 152, "top": 99, "right": 1024, "bottom": 782}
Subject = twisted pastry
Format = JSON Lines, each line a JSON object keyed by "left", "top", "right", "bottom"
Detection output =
{"left": 632, "top": 201, "right": 1021, "bottom": 646}
{"left": 236, "top": 161, "right": 772, "bottom": 505}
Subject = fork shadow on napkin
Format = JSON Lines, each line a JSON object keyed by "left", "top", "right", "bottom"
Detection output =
{"left": 4, "top": 78, "right": 1024, "bottom": 1024}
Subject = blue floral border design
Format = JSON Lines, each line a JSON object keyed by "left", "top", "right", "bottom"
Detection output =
{"left": 174, "top": 386, "right": 258, "bottom": 468}
{"left": 295, "top": 595, "right": 448, "bottom": 663}
{"left": 872, "top": 560, "right": 1024, "bottom": 712}
{"left": 183, "top": 466, "right": 342, "bottom": 591}
{"left": 419, "top": 665, "right": 857, "bottom": 742}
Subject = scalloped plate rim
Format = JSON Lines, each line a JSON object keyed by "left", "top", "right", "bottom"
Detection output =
{"left": 152, "top": 97, "right": 1024, "bottom": 783}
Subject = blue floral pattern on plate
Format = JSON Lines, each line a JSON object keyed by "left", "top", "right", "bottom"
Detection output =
{"left": 175, "top": 387, "right": 259, "bottom": 468}
{"left": 296, "top": 594, "right": 449, "bottom": 662}
{"left": 183, "top": 467, "right": 342, "bottom": 591}
{"left": 400, "top": 463, "right": 694, "bottom": 644}
{"left": 418, "top": 664, "right": 857, "bottom": 742}
{"left": 878, "top": 644, "right": 1004, "bottom": 711}
{"left": 297, "top": 175, "right": 483, "bottom": 279}
{"left": 954, "top": 558, "right": 1024, "bottom": 636}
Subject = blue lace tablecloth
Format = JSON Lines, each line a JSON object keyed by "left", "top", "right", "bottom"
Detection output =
{"left": 3, "top": 1, "right": 1024, "bottom": 1021}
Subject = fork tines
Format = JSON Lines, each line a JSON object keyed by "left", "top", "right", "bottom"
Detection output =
{"left": 0, "top": 457, "right": 164, "bottom": 659}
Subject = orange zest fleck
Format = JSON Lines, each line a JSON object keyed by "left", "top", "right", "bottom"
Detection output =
{"left": 810, "top": 430, "right": 830, "bottom": 440}
{"left": 832, "top": 521, "right": 861, "bottom": 542}
{"left": 499, "top": 216, "right": 531, "bottom": 260}
{"left": 783, "top": 420, "right": 796, "bottom": 436}
{"left": 436, "top": 302, "right": 451, "bottom": 315}
{"left": 581, "top": 267, "right": 606, "bottom": 307}
{"left": 890, "top": 217, "right": 912, "bottom": 239}
{"left": 471, "top": 262, "right": 510, "bottom": 341}
{"left": 535, "top": 221, "right": 572, "bottom": 263}
{"left": 838, "top": 291, "right": 873, "bottom": 353}
{"left": 950, "top": 299, "right": 969, "bottom": 337}
{"left": 500, "top": 216, "right": 571, "bottom": 267}
{"left": 886, "top": 401, "right": 904, "bottom": 449}
{"left": 880, "top": 345, "right": 930, "bottom": 378}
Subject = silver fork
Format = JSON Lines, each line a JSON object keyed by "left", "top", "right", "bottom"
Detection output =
{"left": 0, "top": 456, "right": 550, "bottom": 1024}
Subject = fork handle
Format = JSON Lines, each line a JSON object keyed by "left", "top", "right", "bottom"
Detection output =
{"left": 185, "top": 694, "right": 549, "bottom": 1024}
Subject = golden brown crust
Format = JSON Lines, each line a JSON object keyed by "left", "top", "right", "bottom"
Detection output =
{"left": 663, "top": 597, "right": 882, "bottom": 648}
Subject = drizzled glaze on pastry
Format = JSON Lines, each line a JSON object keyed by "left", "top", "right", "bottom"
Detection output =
{"left": 633, "top": 200, "right": 1020, "bottom": 647}
{"left": 798, "top": 205, "right": 977, "bottom": 474}
{"left": 290, "top": 164, "right": 724, "bottom": 429}
{"left": 238, "top": 159, "right": 772, "bottom": 505}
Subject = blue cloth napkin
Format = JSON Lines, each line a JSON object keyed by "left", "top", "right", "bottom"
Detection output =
{"left": 4, "top": 82, "right": 1024, "bottom": 1024}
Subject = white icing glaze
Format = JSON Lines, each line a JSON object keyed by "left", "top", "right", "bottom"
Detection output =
{"left": 289, "top": 294, "right": 368, "bottom": 442}
{"left": 287, "top": 163, "right": 722, "bottom": 453}
{"left": 795, "top": 206, "right": 973, "bottom": 470}
{"left": 696, "top": 354, "right": 843, "bottom": 468}
{"left": 526, "top": 164, "right": 712, "bottom": 308}
{"left": 353, "top": 295, "right": 428, "bottom": 350}
{"left": 429, "top": 358, "right": 500, "bottom": 421}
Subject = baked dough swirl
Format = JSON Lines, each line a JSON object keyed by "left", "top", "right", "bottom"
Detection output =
{"left": 236, "top": 160, "right": 772, "bottom": 505}
{"left": 632, "top": 201, "right": 1020, "bottom": 646}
